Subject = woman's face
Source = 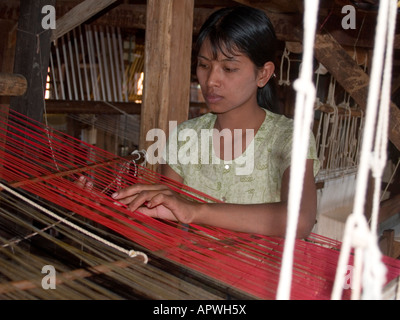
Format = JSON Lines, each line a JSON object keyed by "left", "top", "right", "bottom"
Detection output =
{"left": 196, "top": 38, "right": 263, "bottom": 114}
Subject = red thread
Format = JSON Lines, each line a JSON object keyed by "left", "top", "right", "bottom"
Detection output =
{"left": 1, "top": 107, "right": 399, "bottom": 300}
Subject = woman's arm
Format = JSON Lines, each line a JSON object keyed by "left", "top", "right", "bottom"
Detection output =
{"left": 112, "top": 160, "right": 317, "bottom": 238}
{"left": 194, "top": 159, "right": 317, "bottom": 238}
{"left": 161, "top": 163, "right": 184, "bottom": 184}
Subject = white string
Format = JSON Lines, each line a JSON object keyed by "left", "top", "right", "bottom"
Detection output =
{"left": 0, "top": 182, "right": 148, "bottom": 264}
{"left": 331, "top": 0, "right": 396, "bottom": 300}
{"left": 278, "top": 45, "right": 291, "bottom": 86}
{"left": 380, "top": 158, "right": 400, "bottom": 202}
{"left": 276, "top": 0, "right": 319, "bottom": 300}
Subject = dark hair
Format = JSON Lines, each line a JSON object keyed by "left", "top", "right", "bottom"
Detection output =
{"left": 194, "top": 5, "right": 278, "bottom": 113}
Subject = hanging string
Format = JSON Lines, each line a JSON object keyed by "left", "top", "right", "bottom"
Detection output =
{"left": 380, "top": 157, "right": 400, "bottom": 202}
{"left": 278, "top": 45, "right": 292, "bottom": 86}
{"left": 331, "top": 0, "right": 397, "bottom": 300}
{"left": 276, "top": 0, "right": 320, "bottom": 300}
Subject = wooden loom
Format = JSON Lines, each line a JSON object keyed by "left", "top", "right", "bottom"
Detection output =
{"left": 0, "top": 105, "right": 400, "bottom": 300}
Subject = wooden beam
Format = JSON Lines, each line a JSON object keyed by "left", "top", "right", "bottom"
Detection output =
{"left": 140, "top": 0, "right": 194, "bottom": 172}
{"left": 51, "top": 0, "right": 118, "bottom": 41}
{"left": 44, "top": 100, "right": 141, "bottom": 115}
{"left": 84, "top": 4, "right": 147, "bottom": 30}
{"left": 313, "top": 33, "right": 400, "bottom": 152}
{"left": 317, "top": 103, "right": 364, "bottom": 117}
{"left": 314, "top": 34, "right": 370, "bottom": 107}
{"left": 0, "top": 73, "right": 27, "bottom": 97}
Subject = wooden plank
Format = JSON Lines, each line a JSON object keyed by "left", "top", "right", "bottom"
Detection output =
{"left": 0, "top": 73, "right": 27, "bottom": 97}
{"left": 51, "top": 0, "right": 118, "bottom": 41}
{"left": 140, "top": 0, "right": 194, "bottom": 172}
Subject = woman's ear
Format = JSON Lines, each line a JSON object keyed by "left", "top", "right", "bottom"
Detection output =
{"left": 257, "top": 61, "right": 275, "bottom": 88}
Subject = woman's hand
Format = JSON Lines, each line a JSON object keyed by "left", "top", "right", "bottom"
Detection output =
{"left": 111, "top": 184, "right": 199, "bottom": 224}
{"left": 75, "top": 175, "right": 94, "bottom": 190}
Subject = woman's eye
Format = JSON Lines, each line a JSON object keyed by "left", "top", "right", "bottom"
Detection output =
{"left": 197, "top": 63, "right": 208, "bottom": 69}
{"left": 223, "top": 67, "right": 237, "bottom": 73}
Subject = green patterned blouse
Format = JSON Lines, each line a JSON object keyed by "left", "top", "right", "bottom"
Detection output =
{"left": 164, "top": 109, "right": 319, "bottom": 204}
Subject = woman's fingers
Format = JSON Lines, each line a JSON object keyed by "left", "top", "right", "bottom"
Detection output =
{"left": 110, "top": 184, "right": 195, "bottom": 224}
{"left": 112, "top": 184, "right": 169, "bottom": 199}
{"left": 145, "top": 192, "right": 196, "bottom": 224}
{"left": 111, "top": 184, "right": 171, "bottom": 207}
{"left": 135, "top": 193, "right": 190, "bottom": 223}
{"left": 126, "top": 189, "right": 175, "bottom": 213}
{"left": 136, "top": 200, "right": 178, "bottom": 221}
{"left": 76, "top": 176, "right": 94, "bottom": 190}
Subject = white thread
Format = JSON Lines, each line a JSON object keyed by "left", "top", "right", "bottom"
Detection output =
{"left": 132, "top": 149, "right": 147, "bottom": 167}
{"left": 380, "top": 158, "right": 400, "bottom": 202}
{"left": 331, "top": 0, "right": 396, "bottom": 300}
{"left": 278, "top": 45, "right": 292, "bottom": 86}
{"left": 0, "top": 181, "right": 148, "bottom": 264}
{"left": 276, "top": 0, "right": 319, "bottom": 300}
{"left": 101, "top": 149, "right": 146, "bottom": 194}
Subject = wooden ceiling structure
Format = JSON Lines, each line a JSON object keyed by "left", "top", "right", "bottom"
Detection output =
{"left": 0, "top": 0, "right": 400, "bottom": 156}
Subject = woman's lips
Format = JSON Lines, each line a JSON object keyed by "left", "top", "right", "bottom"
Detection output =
{"left": 205, "top": 94, "right": 223, "bottom": 104}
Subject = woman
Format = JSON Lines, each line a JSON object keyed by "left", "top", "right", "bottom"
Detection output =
{"left": 110, "top": 5, "right": 319, "bottom": 238}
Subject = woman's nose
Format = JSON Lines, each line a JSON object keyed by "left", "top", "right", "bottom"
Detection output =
{"left": 206, "top": 67, "right": 221, "bottom": 87}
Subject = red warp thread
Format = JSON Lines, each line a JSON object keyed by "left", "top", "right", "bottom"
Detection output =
{"left": 1, "top": 107, "right": 399, "bottom": 300}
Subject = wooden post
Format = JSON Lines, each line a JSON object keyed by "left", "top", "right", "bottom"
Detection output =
{"left": 9, "top": 0, "right": 55, "bottom": 122}
{"left": 0, "top": 20, "right": 17, "bottom": 106}
{"left": 5, "top": 1, "right": 55, "bottom": 249}
{"left": 0, "top": 20, "right": 16, "bottom": 75}
{"left": 140, "top": 0, "right": 194, "bottom": 173}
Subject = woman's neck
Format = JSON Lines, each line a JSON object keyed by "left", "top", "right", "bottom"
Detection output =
{"left": 213, "top": 106, "right": 266, "bottom": 161}
{"left": 214, "top": 105, "right": 265, "bottom": 133}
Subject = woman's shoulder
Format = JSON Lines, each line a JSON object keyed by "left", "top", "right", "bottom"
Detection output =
{"left": 263, "top": 109, "right": 294, "bottom": 133}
